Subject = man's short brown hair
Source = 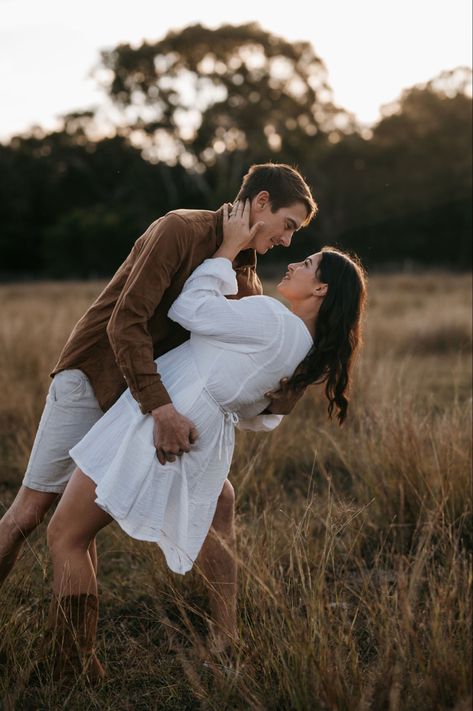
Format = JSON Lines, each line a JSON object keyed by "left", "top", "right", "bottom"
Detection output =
{"left": 236, "top": 163, "right": 318, "bottom": 226}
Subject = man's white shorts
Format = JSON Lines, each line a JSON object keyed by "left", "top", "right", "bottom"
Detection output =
{"left": 22, "top": 369, "right": 103, "bottom": 494}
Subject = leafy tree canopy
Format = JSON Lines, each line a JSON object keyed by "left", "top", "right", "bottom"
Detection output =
{"left": 96, "top": 22, "right": 355, "bottom": 168}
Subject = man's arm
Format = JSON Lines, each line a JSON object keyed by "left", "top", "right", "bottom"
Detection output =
{"left": 106, "top": 213, "right": 189, "bottom": 413}
{"left": 106, "top": 213, "right": 198, "bottom": 464}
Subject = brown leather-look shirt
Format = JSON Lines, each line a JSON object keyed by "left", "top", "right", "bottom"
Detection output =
{"left": 52, "top": 206, "right": 263, "bottom": 414}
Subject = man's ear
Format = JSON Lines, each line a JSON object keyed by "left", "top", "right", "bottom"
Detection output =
{"left": 254, "top": 190, "right": 270, "bottom": 210}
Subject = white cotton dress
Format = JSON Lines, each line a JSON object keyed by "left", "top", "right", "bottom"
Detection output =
{"left": 70, "top": 258, "right": 313, "bottom": 574}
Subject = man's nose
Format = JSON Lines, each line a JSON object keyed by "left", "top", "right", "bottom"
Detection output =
{"left": 280, "top": 233, "right": 293, "bottom": 248}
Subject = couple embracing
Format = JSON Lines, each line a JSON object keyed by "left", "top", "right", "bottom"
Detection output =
{"left": 0, "top": 163, "right": 366, "bottom": 682}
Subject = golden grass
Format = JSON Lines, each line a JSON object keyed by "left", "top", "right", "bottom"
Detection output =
{"left": 0, "top": 272, "right": 471, "bottom": 710}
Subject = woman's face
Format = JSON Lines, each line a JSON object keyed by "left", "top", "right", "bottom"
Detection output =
{"left": 276, "top": 252, "right": 326, "bottom": 300}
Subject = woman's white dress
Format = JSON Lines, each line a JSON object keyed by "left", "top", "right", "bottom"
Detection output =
{"left": 70, "top": 258, "right": 313, "bottom": 574}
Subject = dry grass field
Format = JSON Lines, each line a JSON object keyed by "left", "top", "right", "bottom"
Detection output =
{"left": 0, "top": 272, "right": 471, "bottom": 710}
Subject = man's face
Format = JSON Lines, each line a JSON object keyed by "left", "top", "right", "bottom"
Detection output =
{"left": 247, "top": 192, "right": 309, "bottom": 254}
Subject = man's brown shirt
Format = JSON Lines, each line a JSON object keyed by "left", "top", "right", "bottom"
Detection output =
{"left": 52, "top": 206, "right": 263, "bottom": 414}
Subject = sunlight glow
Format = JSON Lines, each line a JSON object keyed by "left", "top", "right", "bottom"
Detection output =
{"left": 0, "top": 0, "right": 471, "bottom": 141}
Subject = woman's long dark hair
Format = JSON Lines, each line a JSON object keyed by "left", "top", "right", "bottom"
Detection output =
{"left": 288, "top": 247, "right": 367, "bottom": 424}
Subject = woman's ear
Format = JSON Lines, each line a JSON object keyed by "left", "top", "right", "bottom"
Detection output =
{"left": 313, "top": 283, "right": 328, "bottom": 297}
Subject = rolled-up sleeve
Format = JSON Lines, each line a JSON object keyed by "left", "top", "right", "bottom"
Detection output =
{"left": 106, "top": 214, "right": 188, "bottom": 414}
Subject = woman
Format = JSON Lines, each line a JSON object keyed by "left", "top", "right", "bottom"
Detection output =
{"left": 43, "top": 202, "right": 367, "bottom": 682}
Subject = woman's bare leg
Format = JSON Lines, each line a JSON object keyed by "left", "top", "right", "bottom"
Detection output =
{"left": 47, "top": 468, "right": 112, "bottom": 597}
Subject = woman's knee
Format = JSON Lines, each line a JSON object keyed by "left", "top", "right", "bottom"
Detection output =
{"left": 46, "top": 513, "right": 66, "bottom": 553}
{"left": 47, "top": 512, "right": 87, "bottom": 555}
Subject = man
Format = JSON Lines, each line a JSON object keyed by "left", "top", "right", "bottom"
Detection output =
{"left": 0, "top": 162, "right": 317, "bottom": 655}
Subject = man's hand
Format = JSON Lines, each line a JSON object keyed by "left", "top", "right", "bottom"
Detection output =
{"left": 151, "top": 403, "right": 198, "bottom": 465}
{"left": 264, "top": 377, "right": 305, "bottom": 415}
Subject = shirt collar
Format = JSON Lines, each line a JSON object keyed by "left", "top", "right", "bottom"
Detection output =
{"left": 215, "top": 204, "right": 257, "bottom": 270}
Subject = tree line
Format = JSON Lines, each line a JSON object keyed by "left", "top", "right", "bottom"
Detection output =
{"left": 0, "top": 23, "right": 471, "bottom": 278}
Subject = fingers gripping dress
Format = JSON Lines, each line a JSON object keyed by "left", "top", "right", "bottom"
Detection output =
{"left": 70, "top": 258, "right": 313, "bottom": 574}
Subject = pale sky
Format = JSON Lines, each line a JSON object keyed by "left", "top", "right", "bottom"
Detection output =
{"left": 0, "top": 0, "right": 471, "bottom": 142}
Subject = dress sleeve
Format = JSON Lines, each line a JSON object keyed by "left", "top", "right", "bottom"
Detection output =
{"left": 167, "top": 258, "right": 279, "bottom": 348}
{"left": 236, "top": 414, "right": 284, "bottom": 432}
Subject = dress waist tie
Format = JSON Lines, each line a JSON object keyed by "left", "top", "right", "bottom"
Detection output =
{"left": 203, "top": 387, "right": 239, "bottom": 460}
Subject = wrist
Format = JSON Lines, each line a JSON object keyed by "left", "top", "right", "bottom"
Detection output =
{"left": 151, "top": 403, "right": 174, "bottom": 420}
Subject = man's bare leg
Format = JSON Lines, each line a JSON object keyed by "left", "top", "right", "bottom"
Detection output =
{"left": 0, "top": 486, "right": 58, "bottom": 586}
{"left": 197, "top": 479, "right": 237, "bottom": 653}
